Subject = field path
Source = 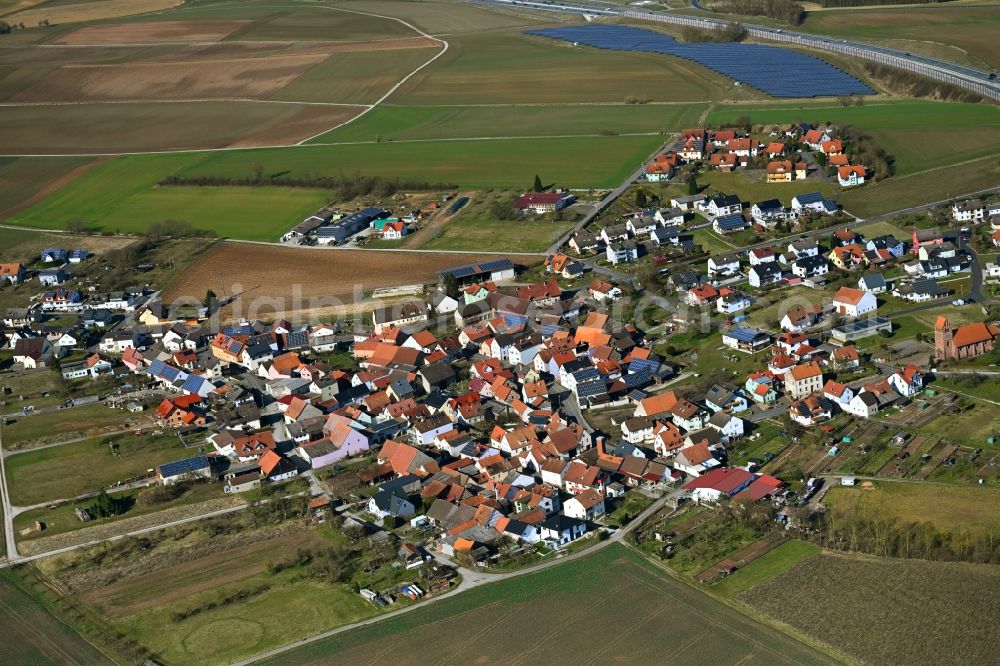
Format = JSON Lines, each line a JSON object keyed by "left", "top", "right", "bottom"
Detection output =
{"left": 293, "top": 4, "right": 451, "bottom": 144}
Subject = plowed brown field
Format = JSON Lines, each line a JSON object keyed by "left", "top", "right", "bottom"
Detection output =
{"left": 162, "top": 242, "right": 525, "bottom": 322}
{"left": 12, "top": 53, "right": 329, "bottom": 102}
{"left": 52, "top": 20, "right": 248, "bottom": 44}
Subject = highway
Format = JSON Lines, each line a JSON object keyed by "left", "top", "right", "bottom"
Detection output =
{"left": 475, "top": 0, "right": 1000, "bottom": 101}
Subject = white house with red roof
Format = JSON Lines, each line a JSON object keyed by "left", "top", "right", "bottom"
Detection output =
{"left": 832, "top": 286, "right": 878, "bottom": 318}
{"left": 514, "top": 192, "right": 575, "bottom": 213}
{"left": 889, "top": 365, "right": 924, "bottom": 398}
{"left": 837, "top": 166, "right": 866, "bottom": 187}
{"left": 683, "top": 467, "right": 755, "bottom": 503}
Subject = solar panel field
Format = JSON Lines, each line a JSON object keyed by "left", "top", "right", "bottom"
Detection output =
{"left": 529, "top": 25, "right": 873, "bottom": 98}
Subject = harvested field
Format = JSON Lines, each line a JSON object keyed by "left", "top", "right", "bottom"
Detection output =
{"left": 11, "top": 53, "right": 328, "bottom": 103}
{"left": 262, "top": 544, "right": 836, "bottom": 666}
{"left": 744, "top": 553, "right": 1000, "bottom": 666}
{"left": 162, "top": 242, "right": 532, "bottom": 323}
{"left": 0, "top": 571, "right": 110, "bottom": 665}
{"left": 0, "top": 102, "right": 364, "bottom": 153}
{"left": 53, "top": 20, "right": 248, "bottom": 45}
{"left": 3, "top": 0, "right": 182, "bottom": 25}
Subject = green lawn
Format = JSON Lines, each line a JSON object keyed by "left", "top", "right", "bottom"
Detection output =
{"left": 310, "top": 103, "right": 708, "bottom": 143}
{"left": 707, "top": 101, "right": 1000, "bottom": 175}
{"left": 0, "top": 401, "right": 132, "bottom": 447}
{"left": 693, "top": 170, "right": 837, "bottom": 206}
{"left": 420, "top": 198, "right": 575, "bottom": 253}
{"left": 5, "top": 433, "right": 185, "bottom": 505}
{"left": 825, "top": 483, "right": 1000, "bottom": 536}
{"left": 711, "top": 540, "right": 820, "bottom": 599}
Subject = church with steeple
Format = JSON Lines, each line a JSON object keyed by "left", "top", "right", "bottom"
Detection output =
{"left": 935, "top": 316, "right": 998, "bottom": 361}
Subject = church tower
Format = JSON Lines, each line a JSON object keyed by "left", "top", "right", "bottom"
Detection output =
{"left": 934, "top": 316, "right": 953, "bottom": 361}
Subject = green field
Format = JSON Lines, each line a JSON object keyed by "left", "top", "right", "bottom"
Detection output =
{"left": 180, "top": 135, "right": 664, "bottom": 189}
{"left": 260, "top": 544, "right": 836, "bottom": 665}
{"left": 0, "top": 156, "right": 96, "bottom": 218}
{"left": 707, "top": 101, "right": 1000, "bottom": 175}
{"left": 4, "top": 432, "right": 185, "bottom": 506}
{"left": 271, "top": 48, "right": 441, "bottom": 105}
{"left": 0, "top": 402, "right": 133, "bottom": 447}
{"left": 337, "top": 0, "right": 549, "bottom": 34}
{"left": 711, "top": 540, "right": 820, "bottom": 599}
{"left": 222, "top": 4, "right": 419, "bottom": 42}
{"left": 393, "top": 29, "right": 735, "bottom": 105}
{"left": 825, "top": 483, "right": 1000, "bottom": 537}
{"left": 0, "top": 571, "right": 110, "bottom": 665}
{"left": 9, "top": 153, "right": 329, "bottom": 240}
{"left": 0, "top": 101, "right": 366, "bottom": 154}
{"left": 744, "top": 553, "right": 1000, "bottom": 666}
{"left": 838, "top": 154, "right": 1000, "bottom": 217}
{"left": 310, "top": 103, "right": 707, "bottom": 143}
{"left": 801, "top": 6, "right": 1000, "bottom": 70}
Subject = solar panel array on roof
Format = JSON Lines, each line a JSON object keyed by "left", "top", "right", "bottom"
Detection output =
{"left": 837, "top": 316, "right": 891, "bottom": 334}
{"left": 576, "top": 378, "right": 607, "bottom": 399}
{"left": 715, "top": 214, "right": 748, "bottom": 231}
{"left": 727, "top": 327, "right": 766, "bottom": 343}
{"left": 794, "top": 192, "right": 824, "bottom": 205}
{"left": 438, "top": 258, "right": 515, "bottom": 280}
{"left": 222, "top": 324, "right": 252, "bottom": 337}
{"left": 527, "top": 25, "right": 872, "bottom": 98}
{"left": 158, "top": 455, "right": 210, "bottom": 478}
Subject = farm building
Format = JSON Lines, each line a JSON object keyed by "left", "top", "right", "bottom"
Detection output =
{"left": 438, "top": 259, "right": 516, "bottom": 285}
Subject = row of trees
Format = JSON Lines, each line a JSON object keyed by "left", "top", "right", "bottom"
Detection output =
{"left": 838, "top": 124, "right": 895, "bottom": 181}
{"left": 816, "top": 504, "right": 1000, "bottom": 565}
{"left": 859, "top": 62, "right": 986, "bottom": 104}
{"left": 679, "top": 22, "right": 748, "bottom": 44}
{"left": 708, "top": 0, "right": 805, "bottom": 25}
{"left": 159, "top": 169, "right": 457, "bottom": 201}
{"left": 815, "top": 0, "right": 953, "bottom": 6}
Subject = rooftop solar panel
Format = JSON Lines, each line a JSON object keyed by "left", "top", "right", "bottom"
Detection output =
{"left": 527, "top": 25, "right": 872, "bottom": 98}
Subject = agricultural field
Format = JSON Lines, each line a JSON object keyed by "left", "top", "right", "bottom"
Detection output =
{"left": 800, "top": 6, "right": 1000, "bottom": 70}
{"left": 4, "top": 431, "right": 186, "bottom": 506}
{"left": 0, "top": 102, "right": 364, "bottom": 154}
{"left": 269, "top": 47, "right": 440, "bottom": 105}
{"left": 417, "top": 193, "right": 575, "bottom": 254}
{"left": 177, "top": 134, "right": 666, "bottom": 189}
{"left": 310, "top": 103, "right": 708, "bottom": 143}
{"left": 710, "top": 540, "right": 820, "bottom": 599}
{"left": 744, "top": 553, "right": 1000, "bottom": 666}
{"left": 1, "top": 0, "right": 182, "bottom": 25}
{"left": 707, "top": 101, "right": 1000, "bottom": 175}
{"left": 0, "top": 156, "right": 99, "bottom": 219}
{"left": 392, "top": 29, "right": 739, "bottom": 105}
{"left": 8, "top": 153, "right": 330, "bottom": 239}
{"left": 337, "top": 0, "right": 550, "bottom": 33}
{"left": 838, "top": 154, "right": 1000, "bottom": 218}
{"left": 824, "top": 482, "right": 1000, "bottom": 537}
{"left": 161, "top": 242, "right": 526, "bottom": 322}
{"left": 261, "top": 544, "right": 837, "bottom": 666}
{"left": 0, "top": 571, "right": 110, "bottom": 665}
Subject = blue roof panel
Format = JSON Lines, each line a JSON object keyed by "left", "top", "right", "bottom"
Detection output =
{"left": 527, "top": 25, "right": 872, "bottom": 98}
